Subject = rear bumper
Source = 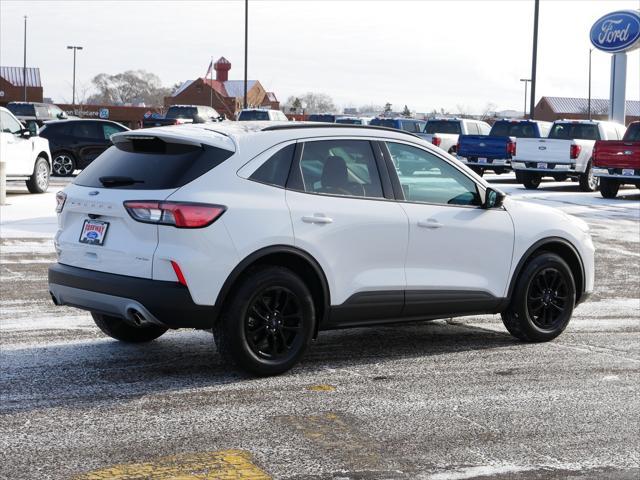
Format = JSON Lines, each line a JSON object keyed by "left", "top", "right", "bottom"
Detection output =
{"left": 511, "top": 161, "right": 579, "bottom": 174}
{"left": 460, "top": 158, "right": 510, "bottom": 168}
{"left": 592, "top": 167, "right": 640, "bottom": 180}
{"left": 48, "top": 263, "right": 216, "bottom": 329}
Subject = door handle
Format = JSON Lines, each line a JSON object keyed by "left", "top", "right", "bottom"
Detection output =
{"left": 302, "top": 214, "right": 333, "bottom": 224}
{"left": 417, "top": 219, "right": 444, "bottom": 229}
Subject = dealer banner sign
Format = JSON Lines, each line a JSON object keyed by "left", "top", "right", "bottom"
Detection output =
{"left": 590, "top": 10, "right": 640, "bottom": 53}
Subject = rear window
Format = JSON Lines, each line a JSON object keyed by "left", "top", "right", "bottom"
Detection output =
{"left": 549, "top": 123, "right": 600, "bottom": 141}
{"left": 308, "top": 114, "right": 336, "bottom": 123}
{"left": 490, "top": 121, "right": 539, "bottom": 138}
{"left": 238, "top": 110, "right": 269, "bottom": 121}
{"left": 623, "top": 123, "right": 640, "bottom": 142}
{"left": 424, "top": 121, "right": 461, "bottom": 135}
{"left": 370, "top": 119, "right": 398, "bottom": 128}
{"left": 7, "top": 104, "right": 35, "bottom": 116}
{"left": 336, "top": 118, "right": 363, "bottom": 125}
{"left": 166, "top": 107, "right": 197, "bottom": 119}
{"left": 74, "top": 139, "right": 234, "bottom": 190}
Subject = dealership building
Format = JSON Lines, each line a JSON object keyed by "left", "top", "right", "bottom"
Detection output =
{"left": 534, "top": 96, "right": 640, "bottom": 125}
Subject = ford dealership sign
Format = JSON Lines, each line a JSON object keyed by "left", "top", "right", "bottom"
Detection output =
{"left": 590, "top": 10, "right": 640, "bottom": 53}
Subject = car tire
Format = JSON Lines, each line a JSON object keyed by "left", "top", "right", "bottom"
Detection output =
{"left": 25, "top": 157, "right": 50, "bottom": 194}
{"left": 599, "top": 178, "right": 619, "bottom": 199}
{"left": 213, "top": 266, "right": 316, "bottom": 376}
{"left": 578, "top": 161, "right": 599, "bottom": 192}
{"left": 52, "top": 152, "right": 77, "bottom": 177}
{"left": 91, "top": 312, "right": 168, "bottom": 342}
{"left": 501, "top": 252, "right": 576, "bottom": 342}
{"left": 521, "top": 172, "right": 541, "bottom": 190}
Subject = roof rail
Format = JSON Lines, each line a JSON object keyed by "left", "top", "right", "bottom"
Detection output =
{"left": 261, "top": 123, "right": 421, "bottom": 138}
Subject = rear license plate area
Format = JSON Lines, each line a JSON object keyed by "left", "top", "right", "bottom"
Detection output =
{"left": 79, "top": 220, "right": 109, "bottom": 246}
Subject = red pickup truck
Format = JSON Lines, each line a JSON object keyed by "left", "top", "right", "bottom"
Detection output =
{"left": 593, "top": 121, "right": 640, "bottom": 198}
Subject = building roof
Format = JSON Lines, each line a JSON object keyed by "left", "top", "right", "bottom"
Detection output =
{"left": 171, "top": 78, "right": 258, "bottom": 99}
{"left": 266, "top": 91, "right": 278, "bottom": 102}
{"left": 542, "top": 96, "right": 640, "bottom": 116}
{"left": 0, "top": 66, "right": 41, "bottom": 87}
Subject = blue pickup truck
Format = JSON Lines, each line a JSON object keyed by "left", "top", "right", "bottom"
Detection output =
{"left": 457, "top": 120, "right": 552, "bottom": 176}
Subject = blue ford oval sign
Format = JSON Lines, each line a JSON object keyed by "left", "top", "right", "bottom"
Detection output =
{"left": 590, "top": 10, "right": 640, "bottom": 53}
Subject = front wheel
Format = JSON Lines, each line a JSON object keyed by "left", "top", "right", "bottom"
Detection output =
{"left": 599, "top": 178, "right": 619, "bottom": 199}
{"left": 579, "top": 161, "right": 599, "bottom": 192}
{"left": 501, "top": 252, "right": 576, "bottom": 342}
{"left": 26, "top": 157, "right": 50, "bottom": 193}
{"left": 213, "top": 266, "right": 316, "bottom": 376}
{"left": 91, "top": 312, "right": 167, "bottom": 342}
{"left": 51, "top": 152, "right": 76, "bottom": 177}
{"left": 521, "top": 172, "right": 541, "bottom": 190}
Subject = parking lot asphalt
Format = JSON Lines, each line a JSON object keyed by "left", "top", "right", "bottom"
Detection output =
{"left": 1, "top": 176, "right": 639, "bottom": 479}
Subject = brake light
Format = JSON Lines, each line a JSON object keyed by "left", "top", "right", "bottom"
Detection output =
{"left": 55, "top": 191, "right": 67, "bottom": 213}
{"left": 570, "top": 144, "right": 582, "bottom": 159}
{"left": 432, "top": 136, "right": 442, "bottom": 147}
{"left": 123, "top": 201, "right": 226, "bottom": 228}
{"left": 507, "top": 141, "right": 516, "bottom": 156}
{"left": 170, "top": 260, "right": 188, "bottom": 286}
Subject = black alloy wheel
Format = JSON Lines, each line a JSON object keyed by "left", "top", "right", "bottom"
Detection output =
{"left": 526, "top": 267, "right": 569, "bottom": 331}
{"left": 244, "top": 286, "right": 304, "bottom": 360}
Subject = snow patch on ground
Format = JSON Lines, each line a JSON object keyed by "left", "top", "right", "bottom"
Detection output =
{"left": 423, "top": 465, "right": 531, "bottom": 480}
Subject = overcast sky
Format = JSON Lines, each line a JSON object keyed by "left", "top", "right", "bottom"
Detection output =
{"left": 1, "top": 0, "right": 639, "bottom": 113}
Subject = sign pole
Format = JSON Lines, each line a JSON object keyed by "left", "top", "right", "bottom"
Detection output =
{"left": 609, "top": 53, "right": 627, "bottom": 124}
{"left": 529, "top": 0, "right": 540, "bottom": 120}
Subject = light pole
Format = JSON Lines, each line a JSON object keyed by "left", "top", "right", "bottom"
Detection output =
{"left": 67, "top": 46, "right": 83, "bottom": 112}
{"left": 529, "top": 0, "right": 540, "bottom": 119}
{"left": 520, "top": 78, "right": 531, "bottom": 118}
{"left": 243, "top": 0, "right": 248, "bottom": 109}
{"left": 23, "top": 16, "right": 27, "bottom": 101}
{"left": 588, "top": 48, "right": 593, "bottom": 120}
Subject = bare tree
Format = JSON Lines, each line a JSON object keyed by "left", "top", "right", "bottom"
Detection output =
{"left": 87, "top": 70, "right": 171, "bottom": 106}
{"left": 283, "top": 92, "right": 337, "bottom": 114}
{"left": 357, "top": 104, "right": 384, "bottom": 115}
{"left": 479, "top": 102, "right": 497, "bottom": 122}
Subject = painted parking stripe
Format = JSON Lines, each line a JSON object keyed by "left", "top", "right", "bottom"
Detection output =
{"left": 74, "top": 449, "right": 270, "bottom": 479}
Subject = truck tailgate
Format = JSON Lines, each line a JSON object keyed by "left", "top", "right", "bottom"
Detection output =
{"left": 458, "top": 135, "right": 510, "bottom": 159}
{"left": 594, "top": 141, "right": 640, "bottom": 169}
{"left": 514, "top": 138, "right": 572, "bottom": 163}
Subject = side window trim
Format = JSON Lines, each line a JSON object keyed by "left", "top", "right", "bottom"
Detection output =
{"left": 371, "top": 141, "right": 395, "bottom": 200}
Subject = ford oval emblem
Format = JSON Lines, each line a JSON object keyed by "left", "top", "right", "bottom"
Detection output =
{"left": 590, "top": 10, "right": 640, "bottom": 53}
{"left": 88, "top": 191, "right": 100, "bottom": 196}
{"left": 538, "top": 146, "right": 547, "bottom": 150}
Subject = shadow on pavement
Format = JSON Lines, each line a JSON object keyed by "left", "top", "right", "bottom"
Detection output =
{"left": 1, "top": 319, "right": 515, "bottom": 414}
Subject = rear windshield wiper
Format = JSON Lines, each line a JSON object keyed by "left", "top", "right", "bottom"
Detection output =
{"left": 99, "top": 176, "right": 145, "bottom": 187}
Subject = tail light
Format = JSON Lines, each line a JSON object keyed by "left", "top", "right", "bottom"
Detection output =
{"left": 570, "top": 144, "right": 582, "bottom": 159}
{"left": 55, "top": 191, "right": 67, "bottom": 213}
{"left": 432, "top": 136, "right": 442, "bottom": 147}
{"left": 507, "top": 141, "right": 516, "bottom": 157}
{"left": 123, "top": 201, "right": 226, "bottom": 228}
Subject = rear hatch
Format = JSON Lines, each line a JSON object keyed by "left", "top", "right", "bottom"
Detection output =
{"left": 55, "top": 131, "right": 234, "bottom": 279}
{"left": 458, "top": 135, "right": 510, "bottom": 159}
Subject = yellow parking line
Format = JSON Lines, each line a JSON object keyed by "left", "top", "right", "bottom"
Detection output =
{"left": 74, "top": 449, "right": 270, "bottom": 480}
{"left": 306, "top": 384, "right": 336, "bottom": 392}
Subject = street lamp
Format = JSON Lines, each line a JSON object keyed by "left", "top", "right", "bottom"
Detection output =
{"left": 67, "top": 46, "right": 83, "bottom": 112}
{"left": 520, "top": 78, "right": 531, "bottom": 118}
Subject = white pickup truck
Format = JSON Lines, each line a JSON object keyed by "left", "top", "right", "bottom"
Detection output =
{"left": 512, "top": 119, "right": 627, "bottom": 191}
{"left": 422, "top": 118, "right": 491, "bottom": 155}
{"left": 0, "top": 107, "right": 52, "bottom": 193}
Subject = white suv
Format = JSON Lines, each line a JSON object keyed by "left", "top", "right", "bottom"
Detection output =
{"left": 48, "top": 123, "right": 595, "bottom": 375}
{"left": 0, "top": 106, "right": 51, "bottom": 193}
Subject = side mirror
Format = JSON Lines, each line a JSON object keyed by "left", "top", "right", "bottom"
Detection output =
{"left": 19, "top": 128, "right": 31, "bottom": 138}
{"left": 483, "top": 187, "right": 505, "bottom": 209}
{"left": 57, "top": 112, "right": 68, "bottom": 119}
{"left": 27, "top": 122, "right": 40, "bottom": 137}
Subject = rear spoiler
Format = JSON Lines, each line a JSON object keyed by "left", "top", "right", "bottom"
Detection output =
{"left": 111, "top": 129, "right": 236, "bottom": 153}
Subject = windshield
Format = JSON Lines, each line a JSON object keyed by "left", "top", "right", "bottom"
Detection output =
{"left": 549, "top": 123, "right": 600, "bottom": 141}
{"left": 238, "top": 110, "right": 269, "bottom": 121}
{"left": 336, "top": 118, "right": 363, "bottom": 125}
{"left": 166, "top": 107, "right": 198, "bottom": 119}
{"left": 7, "top": 104, "right": 35, "bottom": 117}
{"left": 424, "top": 121, "right": 461, "bottom": 135}
{"left": 490, "top": 121, "right": 539, "bottom": 138}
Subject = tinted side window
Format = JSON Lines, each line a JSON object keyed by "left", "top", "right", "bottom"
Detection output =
{"left": 102, "top": 123, "right": 124, "bottom": 140}
{"left": 387, "top": 142, "right": 480, "bottom": 206}
{"left": 71, "top": 122, "right": 101, "bottom": 138}
{"left": 297, "top": 140, "right": 384, "bottom": 199}
{"left": 249, "top": 144, "right": 295, "bottom": 187}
